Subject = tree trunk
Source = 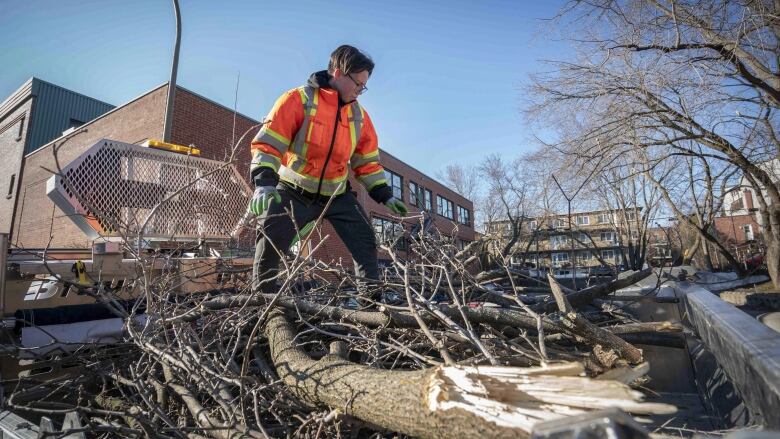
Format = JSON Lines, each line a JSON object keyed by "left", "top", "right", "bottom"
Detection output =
{"left": 681, "top": 234, "right": 700, "bottom": 265}
{"left": 700, "top": 238, "right": 714, "bottom": 271}
{"left": 263, "top": 311, "right": 673, "bottom": 439}
{"left": 265, "top": 311, "right": 525, "bottom": 439}
{"left": 763, "top": 206, "right": 780, "bottom": 290}
{"left": 537, "top": 269, "right": 653, "bottom": 313}
{"left": 546, "top": 275, "right": 643, "bottom": 365}
{"left": 767, "top": 235, "right": 780, "bottom": 290}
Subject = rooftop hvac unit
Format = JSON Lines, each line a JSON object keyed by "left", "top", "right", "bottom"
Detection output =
{"left": 46, "top": 139, "right": 252, "bottom": 242}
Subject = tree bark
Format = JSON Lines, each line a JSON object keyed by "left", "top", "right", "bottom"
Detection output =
{"left": 700, "top": 236, "right": 715, "bottom": 271}
{"left": 536, "top": 269, "right": 653, "bottom": 313}
{"left": 547, "top": 275, "right": 643, "bottom": 365}
{"left": 767, "top": 234, "right": 780, "bottom": 290}
{"left": 681, "top": 234, "right": 700, "bottom": 265}
{"left": 264, "top": 311, "right": 672, "bottom": 439}
{"left": 265, "top": 310, "right": 529, "bottom": 439}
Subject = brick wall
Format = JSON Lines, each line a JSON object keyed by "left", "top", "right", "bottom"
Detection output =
{"left": 714, "top": 214, "right": 761, "bottom": 244}
{"left": 170, "top": 88, "right": 259, "bottom": 178}
{"left": 0, "top": 98, "right": 32, "bottom": 235}
{"left": 374, "top": 149, "right": 475, "bottom": 240}
{"left": 9, "top": 84, "right": 264, "bottom": 250}
{"left": 11, "top": 85, "right": 168, "bottom": 248}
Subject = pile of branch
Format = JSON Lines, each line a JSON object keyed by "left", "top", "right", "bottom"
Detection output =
{"left": 2, "top": 229, "right": 678, "bottom": 438}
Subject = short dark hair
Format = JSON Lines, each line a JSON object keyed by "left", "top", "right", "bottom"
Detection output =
{"left": 328, "top": 45, "right": 374, "bottom": 76}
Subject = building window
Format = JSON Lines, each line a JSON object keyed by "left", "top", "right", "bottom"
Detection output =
{"left": 16, "top": 116, "right": 25, "bottom": 141}
{"left": 550, "top": 235, "right": 568, "bottom": 250}
{"left": 409, "top": 181, "right": 420, "bottom": 207}
{"left": 626, "top": 211, "right": 637, "bottom": 221}
{"left": 529, "top": 220, "right": 537, "bottom": 230}
{"left": 630, "top": 230, "right": 639, "bottom": 240}
{"left": 409, "top": 181, "right": 432, "bottom": 210}
{"left": 552, "top": 252, "right": 569, "bottom": 267}
{"left": 576, "top": 215, "right": 590, "bottom": 226}
{"left": 601, "top": 249, "right": 616, "bottom": 261}
{"left": 555, "top": 218, "right": 567, "bottom": 228}
{"left": 597, "top": 213, "right": 611, "bottom": 224}
{"left": 457, "top": 205, "right": 471, "bottom": 226}
{"left": 436, "top": 195, "right": 454, "bottom": 219}
{"left": 743, "top": 224, "right": 754, "bottom": 241}
{"left": 385, "top": 169, "right": 403, "bottom": 200}
{"left": 372, "top": 216, "right": 406, "bottom": 251}
{"left": 577, "top": 251, "right": 592, "bottom": 263}
{"left": 6, "top": 174, "right": 16, "bottom": 199}
{"left": 578, "top": 232, "right": 589, "bottom": 243}
{"left": 600, "top": 231, "right": 616, "bottom": 243}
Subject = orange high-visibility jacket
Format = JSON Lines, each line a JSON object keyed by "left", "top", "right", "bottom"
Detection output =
{"left": 250, "top": 71, "right": 390, "bottom": 200}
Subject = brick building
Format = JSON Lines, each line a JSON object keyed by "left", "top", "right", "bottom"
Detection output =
{"left": 713, "top": 213, "right": 763, "bottom": 264}
{"left": 486, "top": 208, "right": 639, "bottom": 271}
{"left": 0, "top": 78, "right": 114, "bottom": 238}
{"left": 722, "top": 159, "right": 779, "bottom": 230}
{"left": 1, "top": 79, "right": 474, "bottom": 268}
{"left": 646, "top": 226, "right": 676, "bottom": 267}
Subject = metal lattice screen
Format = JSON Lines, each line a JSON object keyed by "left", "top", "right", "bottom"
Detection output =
{"left": 47, "top": 139, "right": 251, "bottom": 241}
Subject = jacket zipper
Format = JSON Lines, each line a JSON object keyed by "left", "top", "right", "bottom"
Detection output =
{"left": 315, "top": 104, "right": 342, "bottom": 198}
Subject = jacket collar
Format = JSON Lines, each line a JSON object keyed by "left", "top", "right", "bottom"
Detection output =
{"left": 307, "top": 70, "right": 351, "bottom": 106}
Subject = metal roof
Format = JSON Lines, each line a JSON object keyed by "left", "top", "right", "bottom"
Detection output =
{"left": 21, "top": 78, "right": 115, "bottom": 154}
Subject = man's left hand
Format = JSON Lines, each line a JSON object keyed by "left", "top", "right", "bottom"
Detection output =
{"left": 384, "top": 197, "right": 408, "bottom": 216}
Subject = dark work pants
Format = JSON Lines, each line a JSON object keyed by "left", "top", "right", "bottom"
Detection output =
{"left": 252, "top": 184, "right": 379, "bottom": 293}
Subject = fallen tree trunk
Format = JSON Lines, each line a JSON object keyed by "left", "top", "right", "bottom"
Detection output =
{"left": 266, "top": 310, "right": 526, "bottom": 438}
{"left": 547, "top": 275, "right": 644, "bottom": 365}
{"left": 264, "top": 311, "right": 674, "bottom": 439}
{"left": 536, "top": 269, "right": 654, "bottom": 313}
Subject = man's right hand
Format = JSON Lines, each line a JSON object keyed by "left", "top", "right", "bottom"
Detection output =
{"left": 249, "top": 186, "right": 281, "bottom": 215}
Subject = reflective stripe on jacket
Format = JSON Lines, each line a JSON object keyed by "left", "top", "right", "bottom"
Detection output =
{"left": 250, "top": 84, "right": 387, "bottom": 197}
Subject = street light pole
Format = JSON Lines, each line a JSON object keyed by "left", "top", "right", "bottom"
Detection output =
{"left": 552, "top": 175, "right": 585, "bottom": 289}
{"left": 163, "top": 0, "right": 182, "bottom": 143}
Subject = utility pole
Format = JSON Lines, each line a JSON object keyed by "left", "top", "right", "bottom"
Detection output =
{"left": 163, "top": 0, "right": 181, "bottom": 143}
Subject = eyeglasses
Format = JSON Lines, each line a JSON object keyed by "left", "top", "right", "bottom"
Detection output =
{"left": 346, "top": 73, "right": 368, "bottom": 94}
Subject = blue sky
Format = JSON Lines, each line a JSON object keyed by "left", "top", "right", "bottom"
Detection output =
{"left": 1, "top": 0, "right": 568, "bottom": 179}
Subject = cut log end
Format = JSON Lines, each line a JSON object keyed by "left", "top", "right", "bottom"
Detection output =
{"left": 423, "top": 363, "right": 676, "bottom": 436}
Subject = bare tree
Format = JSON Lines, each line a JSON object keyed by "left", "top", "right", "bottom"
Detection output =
{"left": 586, "top": 154, "right": 664, "bottom": 271}
{"left": 645, "top": 151, "right": 746, "bottom": 273}
{"left": 479, "top": 154, "right": 528, "bottom": 258}
{"left": 478, "top": 153, "right": 563, "bottom": 260}
{"left": 437, "top": 163, "right": 488, "bottom": 231}
{"left": 437, "top": 163, "right": 481, "bottom": 202}
{"left": 529, "top": 0, "right": 780, "bottom": 286}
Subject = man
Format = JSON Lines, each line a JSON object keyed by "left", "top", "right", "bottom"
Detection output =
{"left": 249, "top": 45, "right": 407, "bottom": 294}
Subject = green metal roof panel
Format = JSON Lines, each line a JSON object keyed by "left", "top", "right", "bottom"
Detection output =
{"left": 26, "top": 78, "right": 114, "bottom": 153}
